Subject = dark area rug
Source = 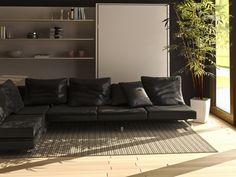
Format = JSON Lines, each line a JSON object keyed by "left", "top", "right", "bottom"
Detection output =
{"left": 1, "top": 121, "right": 217, "bottom": 158}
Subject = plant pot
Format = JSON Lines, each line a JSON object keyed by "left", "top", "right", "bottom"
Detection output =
{"left": 190, "top": 98, "right": 211, "bottom": 123}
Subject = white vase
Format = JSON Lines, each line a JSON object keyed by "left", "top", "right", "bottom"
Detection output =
{"left": 190, "top": 98, "right": 211, "bottom": 123}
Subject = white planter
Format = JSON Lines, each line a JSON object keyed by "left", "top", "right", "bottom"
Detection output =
{"left": 190, "top": 98, "right": 211, "bottom": 123}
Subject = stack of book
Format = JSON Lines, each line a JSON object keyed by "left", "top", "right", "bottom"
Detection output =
{"left": 74, "top": 7, "right": 86, "bottom": 20}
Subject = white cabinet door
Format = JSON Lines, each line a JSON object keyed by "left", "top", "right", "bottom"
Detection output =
{"left": 96, "top": 3, "right": 169, "bottom": 83}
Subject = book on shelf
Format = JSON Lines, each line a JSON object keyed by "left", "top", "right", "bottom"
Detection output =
{"left": 74, "top": 7, "right": 79, "bottom": 20}
{"left": 81, "top": 8, "right": 86, "bottom": 20}
{"left": 34, "top": 54, "right": 51, "bottom": 59}
{"left": 77, "top": 7, "right": 86, "bottom": 20}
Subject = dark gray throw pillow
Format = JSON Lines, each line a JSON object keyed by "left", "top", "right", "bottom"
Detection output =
{"left": 141, "top": 76, "right": 185, "bottom": 105}
{"left": 24, "top": 78, "right": 67, "bottom": 105}
{"left": 0, "top": 87, "right": 8, "bottom": 124}
{"left": 1, "top": 80, "right": 24, "bottom": 114}
{"left": 119, "top": 81, "right": 152, "bottom": 108}
{"left": 68, "top": 78, "right": 111, "bottom": 106}
{"left": 111, "top": 84, "right": 128, "bottom": 106}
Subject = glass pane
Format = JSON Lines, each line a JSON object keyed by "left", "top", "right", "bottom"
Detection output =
{"left": 216, "top": 0, "right": 230, "bottom": 113}
{"left": 216, "top": 67, "right": 230, "bottom": 113}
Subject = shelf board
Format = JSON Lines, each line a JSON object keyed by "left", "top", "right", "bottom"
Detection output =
{"left": 0, "top": 38, "right": 95, "bottom": 41}
{"left": 0, "top": 19, "right": 95, "bottom": 22}
{"left": 0, "top": 57, "right": 94, "bottom": 60}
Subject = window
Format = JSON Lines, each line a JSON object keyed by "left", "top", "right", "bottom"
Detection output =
{"left": 212, "top": 0, "right": 232, "bottom": 122}
{"left": 216, "top": 0, "right": 230, "bottom": 113}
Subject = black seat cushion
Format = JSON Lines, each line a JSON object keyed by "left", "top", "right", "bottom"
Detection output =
{"left": 16, "top": 105, "right": 50, "bottom": 115}
{"left": 47, "top": 105, "right": 97, "bottom": 121}
{"left": 0, "top": 114, "right": 44, "bottom": 138}
{"left": 111, "top": 83, "right": 128, "bottom": 106}
{"left": 141, "top": 76, "right": 185, "bottom": 105}
{"left": 68, "top": 78, "right": 111, "bottom": 106}
{"left": 0, "top": 80, "right": 24, "bottom": 115}
{"left": 145, "top": 105, "right": 196, "bottom": 120}
{"left": 98, "top": 106, "right": 147, "bottom": 121}
{"left": 119, "top": 81, "right": 152, "bottom": 108}
{"left": 24, "top": 78, "right": 67, "bottom": 105}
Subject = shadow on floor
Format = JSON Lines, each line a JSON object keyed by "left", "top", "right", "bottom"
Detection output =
{"left": 0, "top": 121, "right": 216, "bottom": 174}
{"left": 0, "top": 134, "right": 186, "bottom": 173}
{"left": 128, "top": 149, "right": 236, "bottom": 177}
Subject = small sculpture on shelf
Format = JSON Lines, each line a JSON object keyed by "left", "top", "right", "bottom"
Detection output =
{"left": 27, "top": 32, "right": 38, "bottom": 39}
{"left": 78, "top": 50, "right": 85, "bottom": 57}
{"left": 70, "top": 7, "right": 74, "bottom": 20}
{"left": 68, "top": 50, "right": 75, "bottom": 57}
{"left": 8, "top": 50, "right": 23, "bottom": 58}
{"left": 0, "top": 26, "right": 6, "bottom": 39}
{"left": 50, "top": 27, "right": 63, "bottom": 39}
{"left": 60, "top": 9, "right": 64, "bottom": 20}
{"left": 67, "top": 49, "right": 86, "bottom": 58}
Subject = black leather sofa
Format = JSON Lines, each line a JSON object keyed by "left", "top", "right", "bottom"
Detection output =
{"left": 0, "top": 76, "right": 196, "bottom": 151}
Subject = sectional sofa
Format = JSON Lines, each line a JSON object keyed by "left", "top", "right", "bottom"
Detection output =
{"left": 0, "top": 76, "right": 196, "bottom": 151}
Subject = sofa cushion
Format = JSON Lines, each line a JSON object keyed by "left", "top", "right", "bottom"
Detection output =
{"left": 119, "top": 81, "right": 152, "bottom": 108}
{"left": 0, "top": 80, "right": 24, "bottom": 114}
{"left": 68, "top": 78, "right": 111, "bottom": 106}
{"left": 145, "top": 105, "right": 196, "bottom": 120}
{"left": 47, "top": 105, "right": 97, "bottom": 121}
{"left": 0, "top": 114, "right": 44, "bottom": 138}
{"left": 16, "top": 105, "right": 50, "bottom": 115}
{"left": 111, "top": 84, "right": 128, "bottom": 106}
{"left": 24, "top": 78, "right": 67, "bottom": 105}
{"left": 141, "top": 76, "right": 185, "bottom": 106}
{"left": 0, "top": 88, "right": 7, "bottom": 124}
{"left": 98, "top": 106, "right": 147, "bottom": 121}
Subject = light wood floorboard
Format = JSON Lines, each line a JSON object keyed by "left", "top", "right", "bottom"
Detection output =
{"left": 1, "top": 114, "right": 236, "bottom": 177}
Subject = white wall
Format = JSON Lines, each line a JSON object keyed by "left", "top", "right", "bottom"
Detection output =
{"left": 96, "top": 3, "right": 169, "bottom": 83}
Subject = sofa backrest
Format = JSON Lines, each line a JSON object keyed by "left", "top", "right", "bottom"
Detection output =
{"left": 17, "top": 86, "right": 25, "bottom": 100}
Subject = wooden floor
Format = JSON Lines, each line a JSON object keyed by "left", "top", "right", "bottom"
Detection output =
{"left": 1, "top": 114, "right": 236, "bottom": 177}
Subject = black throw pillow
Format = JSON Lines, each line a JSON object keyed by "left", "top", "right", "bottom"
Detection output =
{"left": 68, "top": 78, "right": 111, "bottom": 106}
{"left": 141, "top": 76, "right": 185, "bottom": 105}
{"left": 1, "top": 80, "right": 24, "bottom": 114}
{"left": 119, "top": 81, "right": 152, "bottom": 108}
{"left": 0, "top": 87, "right": 8, "bottom": 124}
{"left": 111, "top": 84, "right": 128, "bottom": 106}
{"left": 24, "top": 78, "right": 67, "bottom": 105}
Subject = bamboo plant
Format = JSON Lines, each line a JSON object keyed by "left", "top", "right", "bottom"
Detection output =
{"left": 165, "top": 0, "right": 228, "bottom": 99}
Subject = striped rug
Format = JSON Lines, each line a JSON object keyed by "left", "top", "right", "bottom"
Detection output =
{"left": 4, "top": 121, "right": 217, "bottom": 157}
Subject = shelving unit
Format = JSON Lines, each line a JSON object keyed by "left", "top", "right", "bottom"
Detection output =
{"left": 0, "top": 57, "right": 94, "bottom": 60}
{"left": 0, "top": 19, "right": 95, "bottom": 22}
{"left": 0, "top": 7, "right": 95, "bottom": 59}
{"left": 0, "top": 6, "right": 96, "bottom": 82}
{"left": 0, "top": 38, "right": 95, "bottom": 41}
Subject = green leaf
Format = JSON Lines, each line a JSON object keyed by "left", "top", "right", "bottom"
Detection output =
{"left": 163, "top": 0, "right": 230, "bottom": 97}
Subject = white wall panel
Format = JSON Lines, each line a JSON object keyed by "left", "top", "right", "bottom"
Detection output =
{"left": 96, "top": 3, "right": 169, "bottom": 83}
